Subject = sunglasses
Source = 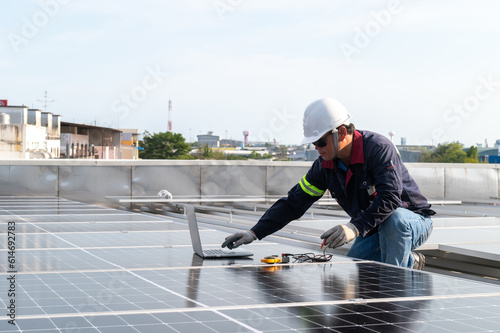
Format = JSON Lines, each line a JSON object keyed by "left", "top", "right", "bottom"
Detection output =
{"left": 312, "top": 132, "right": 332, "bottom": 148}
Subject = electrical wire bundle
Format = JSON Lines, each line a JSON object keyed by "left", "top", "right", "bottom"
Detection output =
{"left": 281, "top": 252, "right": 332, "bottom": 263}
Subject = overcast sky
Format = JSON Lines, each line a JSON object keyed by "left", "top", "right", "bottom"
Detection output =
{"left": 2, "top": 0, "right": 500, "bottom": 147}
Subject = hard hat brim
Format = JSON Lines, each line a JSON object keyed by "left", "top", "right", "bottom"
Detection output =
{"left": 301, "top": 130, "right": 330, "bottom": 145}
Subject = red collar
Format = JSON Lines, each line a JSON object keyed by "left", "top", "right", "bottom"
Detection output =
{"left": 321, "top": 160, "right": 334, "bottom": 169}
{"left": 320, "top": 130, "right": 364, "bottom": 169}
{"left": 349, "top": 129, "right": 364, "bottom": 165}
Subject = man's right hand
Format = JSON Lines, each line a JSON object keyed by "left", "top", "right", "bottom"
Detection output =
{"left": 221, "top": 230, "right": 257, "bottom": 249}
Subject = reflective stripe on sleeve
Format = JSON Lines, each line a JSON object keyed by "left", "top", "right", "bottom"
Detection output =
{"left": 299, "top": 175, "right": 325, "bottom": 197}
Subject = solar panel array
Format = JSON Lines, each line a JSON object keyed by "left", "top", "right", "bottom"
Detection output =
{"left": 1, "top": 196, "right": 500, "bottom": 332}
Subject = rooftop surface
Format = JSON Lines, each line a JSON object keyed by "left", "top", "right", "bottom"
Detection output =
{"left": 2, "top": 196, "right": 500, "bottom": 332}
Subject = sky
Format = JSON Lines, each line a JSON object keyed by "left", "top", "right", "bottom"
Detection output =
{"left": 1, "top": 0, "right": 500, "bottom": 147}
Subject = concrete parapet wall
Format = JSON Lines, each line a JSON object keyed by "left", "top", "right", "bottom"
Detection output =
{"left": 405, "top": 163, "right": 500, "bottom": 201}
{"left": 0, "top": 160, "right": 498, "bottom": 206}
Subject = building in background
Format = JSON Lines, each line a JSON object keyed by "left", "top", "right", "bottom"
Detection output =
{"left": 60, "top": 122, "right": 122, "bottom": 159}
{"left": 304, "top": 145, "right": 319, "bottom": 161}
{"left": 1, "top": 100, "right": 135, "bottom": 160}
{"left": 197, "top": 131, "right": 220, "bottom": 148}
{"left": 42, "top": 111, "right": 62, "bottom": 158}
{"left": 120, "top": 129, "right": 141, "bottom": 159}
{"left": 396, "top": 140, "right": 434, "bottom": 163}
{"left": 0, "top": 105, "right": 61, "bottom": 159}
{"left": 472, "top": 147, "right": 499, "bottom": 163}
{"left": 219, "top": 138, "right": 243, "bottom": 147}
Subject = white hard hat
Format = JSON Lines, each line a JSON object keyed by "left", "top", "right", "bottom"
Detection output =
{"left": 301, "top": 98, "right": 352, "bottom": 145}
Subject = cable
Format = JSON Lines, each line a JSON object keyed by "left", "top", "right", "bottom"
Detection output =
{"left": 282, "top": 252, "right": 333, "bottom": 263}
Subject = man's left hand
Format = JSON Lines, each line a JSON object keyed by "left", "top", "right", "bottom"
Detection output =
{"left": 320, "top": 223, "right": 359, "bottom": 249}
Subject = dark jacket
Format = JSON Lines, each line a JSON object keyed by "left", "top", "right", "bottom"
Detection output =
{"left": 251, "top": 130, "right": 435, "bottom": 239}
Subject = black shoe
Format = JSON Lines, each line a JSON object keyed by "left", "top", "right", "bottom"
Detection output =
{"left": 412, "top": 252, "right": 425, "bottom": 270}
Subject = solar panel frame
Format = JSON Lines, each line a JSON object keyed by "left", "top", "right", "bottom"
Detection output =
{"left": 2, "top": 197, "right": 500, "bottom": 332}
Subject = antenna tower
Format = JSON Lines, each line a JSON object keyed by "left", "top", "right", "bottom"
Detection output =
{"left": 37, "top": 91, "right": 55, "bottom": 111}
{"left": 168, "top": 100, "right": 172, "bottom": 132}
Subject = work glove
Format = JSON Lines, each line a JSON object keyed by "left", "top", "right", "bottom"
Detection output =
{"left": 320, "top": 223, "right": 359, "bottom": 249}
{"left": 221, "top": 230, "right": 257, "bottom": 250}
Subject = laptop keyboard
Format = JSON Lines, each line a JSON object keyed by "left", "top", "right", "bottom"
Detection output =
{"left": 203, "top": 249, "right": 232, "bottom": 256}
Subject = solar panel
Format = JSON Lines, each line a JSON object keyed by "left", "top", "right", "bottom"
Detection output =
{"left": 1, "top": 197, "right": 500, "bottom": 332}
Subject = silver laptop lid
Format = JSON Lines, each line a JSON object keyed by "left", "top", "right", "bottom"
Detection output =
{"left": 185, "top": 205, "right": 254, "bottom": 258}
{"left": 185, "top": 205, "right": 204, "bottom": 257}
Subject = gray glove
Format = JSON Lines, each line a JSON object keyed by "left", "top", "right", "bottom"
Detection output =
{"left": 221, "top": 230, "right": 257, "bottom": 249}
{"left": 320, "top": 223, "right": 359, "bottom": 249}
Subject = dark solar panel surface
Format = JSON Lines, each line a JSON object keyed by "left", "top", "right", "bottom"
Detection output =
{"left": 1, "top": 197, "right": 500, "bottom": 332}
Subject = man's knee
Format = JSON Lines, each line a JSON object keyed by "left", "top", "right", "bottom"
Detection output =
{"left": 380, "top": 208, "right": 409, "bottom": 234}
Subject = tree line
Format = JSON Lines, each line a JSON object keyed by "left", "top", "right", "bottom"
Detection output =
{"left": 419, "top": 142, "right": 479, "bottom": 163}
{"left": 139, "top": 131, "right": 483, "bottom": 163}
{"left": 139, "top": 131, "right": 273, "bottom": 160}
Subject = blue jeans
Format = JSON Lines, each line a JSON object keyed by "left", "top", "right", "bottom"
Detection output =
{"left": 346, "top": 208, "right": 433, "bottom": 268}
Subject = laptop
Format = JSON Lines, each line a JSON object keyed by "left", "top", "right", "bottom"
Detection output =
{"left": 185, "top": 205, "right": 254, "bottom": 259}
